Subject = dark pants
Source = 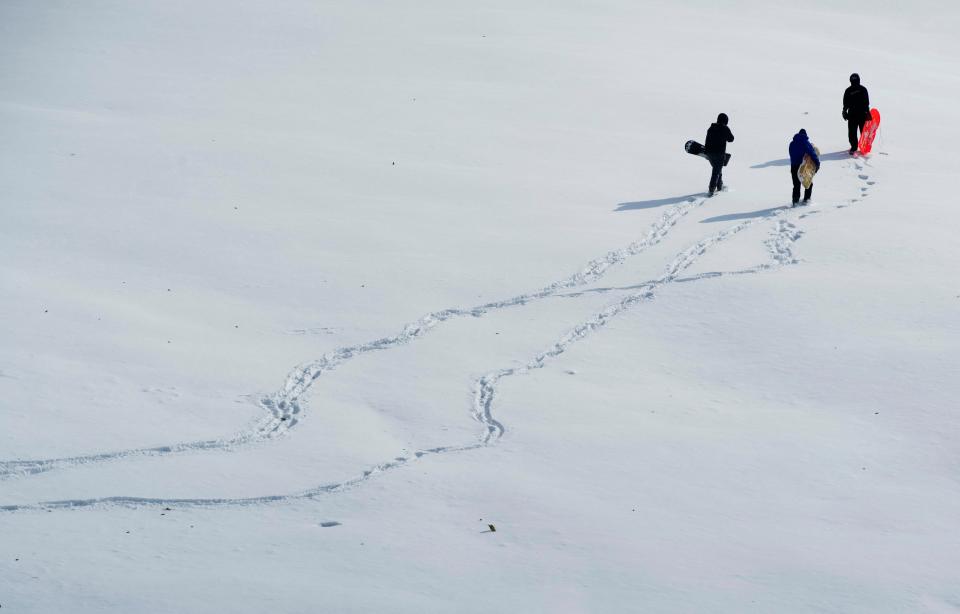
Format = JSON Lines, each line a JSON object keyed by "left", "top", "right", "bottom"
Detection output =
{"left": 848, "top": 117, "right": 866, "bottom": 149}
{"left": 791, "top": 163, "right": 811, "bottom": 204}
{"left": 708, "top": 154, "right": 724, "bottom": 193}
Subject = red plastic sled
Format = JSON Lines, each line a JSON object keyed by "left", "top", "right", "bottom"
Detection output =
{"left": 858, "top": 108, "right": 881, "bottom": 154}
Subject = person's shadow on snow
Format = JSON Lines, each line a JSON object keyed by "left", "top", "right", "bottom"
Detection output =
{"left": 615, "top": 193, "right": 707, "bottom": 211}
{"left": 700, "top": 205, "right": 788, "bottom": 223}
{"left": 750, "top": 150, "right": 849, "bottom": 168}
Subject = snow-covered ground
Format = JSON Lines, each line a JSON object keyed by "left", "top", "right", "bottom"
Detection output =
{"left": 2, "top": 1, "right": 959, "bottom": 611}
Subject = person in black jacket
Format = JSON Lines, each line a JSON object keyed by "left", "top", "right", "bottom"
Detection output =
{"left": 704, "top": 113, "right": 734, "bottom": 195}
{"left": 843, "top": 73, "right": 870, "bottom": 154}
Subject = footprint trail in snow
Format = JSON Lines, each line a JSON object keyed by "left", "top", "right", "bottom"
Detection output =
{"left": 1, "top": 196, "right": 704, "bottom": 480}
{"left": 1, "top": 159, "right": 877, "bottom": 511}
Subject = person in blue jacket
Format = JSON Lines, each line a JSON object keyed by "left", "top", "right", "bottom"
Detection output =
{"left": 789, "top": 129, "right": 820, "bottom": 205}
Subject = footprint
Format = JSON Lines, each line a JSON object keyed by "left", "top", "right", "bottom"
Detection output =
{"left": 858, "top": 174, "right": 869, "bottom": 180}
{"left": 287, "top": 327, "right": 337, "bottom": 336}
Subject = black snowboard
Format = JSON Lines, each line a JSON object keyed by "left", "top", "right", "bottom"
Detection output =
{"left": 685, "top": 140, "right": 731, "bottom": 166}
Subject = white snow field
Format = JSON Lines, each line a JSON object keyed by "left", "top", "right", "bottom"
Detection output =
{"left": 2, "top": 0, "right": 959, "bottom": 611}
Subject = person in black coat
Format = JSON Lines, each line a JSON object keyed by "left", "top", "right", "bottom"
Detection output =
{"left": 704, "top": 113, "right": 734, "bottom": 195}
{"left": 843, "top": 73, "right": 870, "bottom": 154}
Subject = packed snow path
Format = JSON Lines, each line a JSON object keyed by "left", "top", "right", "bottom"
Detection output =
{"left": 0, "top": 159, "right": 877, "bottom": 511}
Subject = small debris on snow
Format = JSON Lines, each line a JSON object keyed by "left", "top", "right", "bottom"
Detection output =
{"left": 320, "top": 521, "right": 341, "bottom": 528}
{"left": 565, "top": 369, "right": 576, "bottom": 375}
{"left": 488, "top": 524, "right": 496, "bottom": 532}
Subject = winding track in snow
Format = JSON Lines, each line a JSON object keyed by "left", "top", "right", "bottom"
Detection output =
{"left": 0, "top": 195, "right": 705, "bottom": 480}
{"left": 1, "top": 216, "right": 775, "bottom": 511}
{"left": 0, "top": 160, "right": 875, "bottom": 511}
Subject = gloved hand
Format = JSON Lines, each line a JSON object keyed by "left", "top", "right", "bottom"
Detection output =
{"left": 842, "top": 110, "right": 849, "bottom": 120}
